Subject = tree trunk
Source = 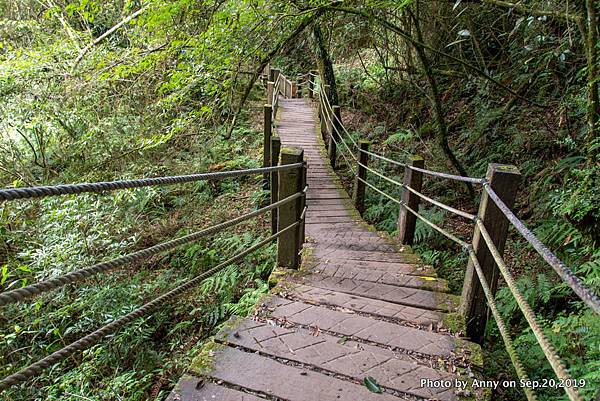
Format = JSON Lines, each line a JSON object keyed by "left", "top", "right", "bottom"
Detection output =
{"left": 585, "top": 0, "right": 599, "bottom": 153}
{"left": 311, "top": 24, "right": 338, "bottom": 105}
{"left": 408, "top": 8, "right": 475, "bottom": 200}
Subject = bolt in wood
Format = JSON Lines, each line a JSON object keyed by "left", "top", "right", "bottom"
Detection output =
{"left": 460, "top": 163, "right": 520, "bottom": 344}
{"left": 397, "top": 155, "right": 424, "bottom": 245}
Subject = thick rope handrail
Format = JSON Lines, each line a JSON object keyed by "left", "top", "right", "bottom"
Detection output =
{"left": 320, "top": 88, "right": 359, "bottom": 149}
{"left": 0, "top": 164, "right": 304, "bottom": 202}
{"left": 325, "top": 120, "right": 470, "bottom": 247}
{"left": 0, "top": 191, "right": 305, "bottom": 307}
{"left": 484, "top": 185, "right": 600, "bottom": 315}
{"left": 404, "top": 184, "right": 477, "bottom": 221}
{"left": 403, "top": 202, "right": 469, "bottom": 248}
{"left": 321, "top": 93, "right": 476, "bottom": 222}
{"left": 320, "top": 86, "right": 485, "bottom": 185}
{"left": 361, "top": 148, "right": 407, "bottom": 168}
{"left": 475, "top": 219, "right": 582, "bottom": 401}
{"left": 0, "top": 217, "right": 303, "bottom": 391}
{"left": 466, "top": 248, "right": 537, "bottom": 401}
{"left": 407, "top": 164, "right": 485, "bottom": 184}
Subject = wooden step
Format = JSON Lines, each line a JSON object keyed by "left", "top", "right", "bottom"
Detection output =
{"left": 263, "top": 296, "right": 478, "bottom": 362}
{"left": 191, "top": 345, "right": 407, "bottom": 401}
{"left": 281, "top": 284, "right": 446, "bottom": 326}
{"left": 306, "top": 263, "right": 449, "bottom": 292}
{"left": 214, "top": 317, "right": 464, "bottom": 401}
{"left": 294, "top": 275, "right": 458, "bottom": 312}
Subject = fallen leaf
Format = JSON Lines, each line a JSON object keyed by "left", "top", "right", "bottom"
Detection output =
{"left": 363, "top": 376, "right": 383, "bottom": 393}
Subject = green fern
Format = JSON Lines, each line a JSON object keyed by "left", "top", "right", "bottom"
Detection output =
{"left": 413, "top": 207, "right": 445, "bottom": 245}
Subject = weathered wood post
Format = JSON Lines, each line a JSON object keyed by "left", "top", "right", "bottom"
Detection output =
{"left": 307, "top": 73, "right": 314, "bottom": 99}
{"left": 329, "top": 106, "right": 341, "bottom": 168}
{"left": 291, "top": 81, "right": 298, "bottom": 98}
{"left": 316, "top": 92, "right": 325, "bottom": 147}
{"left": 263, "top": 104, "right": 272, "bottom": 190}
{"left": 277, "top": 148, "right": 304, "bottom": 268}
{"left": 270, "top": 136, "right": 282, "bottom": 237}
{"left": 461, "top": 164, "right": 520, "bottom": 344}
{"left": 296, "top": 74, "right": 302, "bottom": 98}
{"left": 397, "top": 155, "right": 424, "bottom": 245}
{"left": 353, "top": 140, "right": 370, "bottom": 215}
{"left": 271, "top": 68, "right": 279, "bottom": 85}
{"left": 298, "top": 162, "right": 307, "bottom": 249}
{"left": 267, "top": 81, "right": 274, "bottom": 105}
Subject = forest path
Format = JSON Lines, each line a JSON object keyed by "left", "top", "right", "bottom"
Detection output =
{"left": 168, "top": 98, "right": 484, "bottom": 401}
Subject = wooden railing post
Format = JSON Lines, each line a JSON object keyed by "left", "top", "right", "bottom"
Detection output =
{"left": 329, "top": 106, "right": 341, "bottom": 168}
{"left": 291, "top": 81, "right": 298, "bottom": 98}
{"left": 353, "top": 140, "right": 370, "bottom": 215}
{"left": 307, "top": 74, "right": 314, "bottom": 99}
{"left": 320, "top": 84, "right": 330, "bottom": 149}
{"left": 271, "top": 68, "right": 279, "bottom": 85}
{"left": 397, "top": 155, "right": 424, "bottom": 245}
{"left": 270, "top": 136, "right": 281, "bottom": 236}
{"left": 267, "top": 81, "right": 274, "bottom": 105}
{"left": 263, "top": 104, "right": 272, "bottom": 190}
{"left": 298, "top": 162, "right": 307, "bottom": 248}
{"left": 461, "top": 164, "right": 520, "bottom": 344}
{"left": 296, "top": 74, "right": 302, "bottom": 98}
{"left": 277, "top": 148, "right": 304, "bottom": 268}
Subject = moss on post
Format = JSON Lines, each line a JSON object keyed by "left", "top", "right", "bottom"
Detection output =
{"left": 329, "top": 105, "right": 341, "bottom": 168}
{"left": 270, "top": 136, "right": 281, "bottom": 237}
{"left": 353, "top": 140, "right": 370, "bottom": 215}
{"left": 460, "top": 163, "right": 520, "bottom": 344}
{"left": 277, "top": 147, "right": 304, "bottom": 269}
{"left": 263, "top": 104, "right": 272, "bottom": 190}
{"left": 397, "top": 155, "right": 424, "bottom": 245}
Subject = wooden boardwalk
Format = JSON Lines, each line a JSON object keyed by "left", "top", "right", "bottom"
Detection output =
{"left": 168, "top": 98, "right": 483, "bottom": 401}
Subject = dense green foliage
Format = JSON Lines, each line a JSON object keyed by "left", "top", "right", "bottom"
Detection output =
{"left": 0, "top": 0, "right": 599, "bottom": 400}
{"left": 0, "top": 1, "right": 286, "bottom": 398}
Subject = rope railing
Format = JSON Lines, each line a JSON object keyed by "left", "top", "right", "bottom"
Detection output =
{"left": 0, "top": 164, "right": 303, "bottom": 202}
{"left": 319, "top": 88, "right": 476, "bottom": 221}
{"left": 0, "top": 212, "right": 306, "bottom": 391}
{"left": 465, "top": 248, "right": 538, "bottom": 401}
{"left": 484, "top": 185, "right": 600, "bottom": 315}
{"left": 320, "top": 80, "right": 599, "bottom": 311}
{"left": 0, "top": 190, "right": 305, "bottom": 307}
{"left": 475, "top": 219, "right": 583, "bottom": 401}
{"left": 308, "top": 72, "right": 595, "bottom": 401}
{"left": 319, "top": 86, "right": 485, "bottom": 184}
{"left": 1, "top": 145, "right": 310, "bottom": 392}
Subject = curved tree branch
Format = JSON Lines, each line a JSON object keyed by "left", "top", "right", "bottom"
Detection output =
{"left": 325, "top": 5, "right": 549, "bottom": 108}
